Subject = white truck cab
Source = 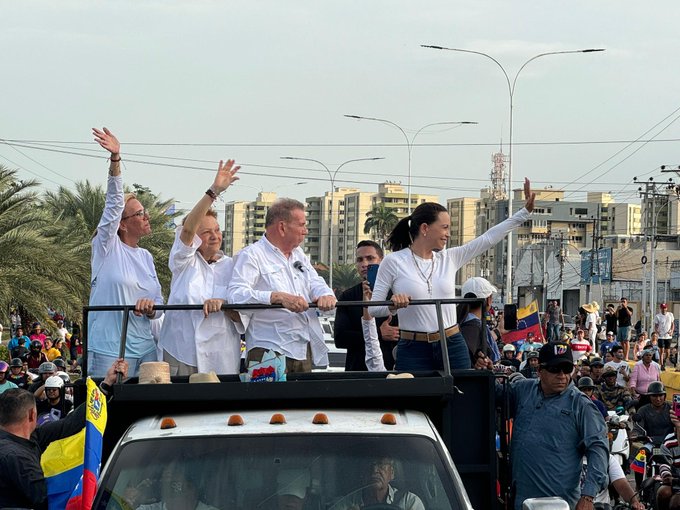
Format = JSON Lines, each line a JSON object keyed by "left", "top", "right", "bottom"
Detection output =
{"left": 94, "top": 409, "right": 473, "bottom": 510}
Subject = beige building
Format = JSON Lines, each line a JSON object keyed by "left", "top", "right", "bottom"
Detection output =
{"left": 304, "top": 182, "right": 438, "bottom": 266}
{"left": 222, "top": 192, "right": 278, "bottom": 256}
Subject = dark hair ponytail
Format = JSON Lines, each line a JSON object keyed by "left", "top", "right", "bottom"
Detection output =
{"left": 387, "top": 202, "right": 447, "bottom": 252}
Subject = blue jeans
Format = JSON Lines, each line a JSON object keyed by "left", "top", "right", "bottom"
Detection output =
{"left": 617, "top": 326, "right": 630, "bottom": 343}
{"left": 88, "top": 350, "right": 157, "bottom": 378}
{"left": 548, "top": 323, "right": 561, "bottom": 342}
{"left": 395, "top": 332, "right": 471, "bottom": 371}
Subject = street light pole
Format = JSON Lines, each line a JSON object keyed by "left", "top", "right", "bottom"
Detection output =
{"left": 344, "top": 116, "right": 476, "bottom": 215}
{"left": 281, "top": 156, "right": 383, "bottom": 290}
{"left": 421, "top": 44, "right": 605, "bottom": 304}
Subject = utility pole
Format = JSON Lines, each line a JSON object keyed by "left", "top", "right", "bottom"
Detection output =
{"left": 559, "top": 232, "right": 566, "bottom": 311}
{"left": 635, "top": 176, "right": 675, "bottom": 330}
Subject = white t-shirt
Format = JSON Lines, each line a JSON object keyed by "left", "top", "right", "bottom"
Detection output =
{"left": 88, "top": 175, "right": 163, "bottom": 361}
{"left": 160, "top": 227, "right": 240, "bottom": 373}
{"left": 594, "top": 455, "right": 625, "bottom": 505}
{"left": 570, "top": 338, "right": 592, "bottom": 362}
{"left": 369, "top": 208, "right": 530, "bottom": 331}
{"left": 654, "top": 312, "right": 675, "bottom": 339}
{"left": 604, "top": 360, "right": 630, "bottom": 387}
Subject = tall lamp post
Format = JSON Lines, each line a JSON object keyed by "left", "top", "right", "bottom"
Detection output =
{"left": 281, "top": 156, "right": 384, "bottom": 290}
{"left": 422, "top": 44, "right": 605, "bottom": 303}
{"left": 344, "top": 116, "right": 476, "bottom": 214}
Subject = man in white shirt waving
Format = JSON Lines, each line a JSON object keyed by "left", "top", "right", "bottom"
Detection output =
{"left": 227, "top": 198, "right": 336, "bottom": 373}
{"left": 654, "top": 303, "right": 675, "bottom": 370}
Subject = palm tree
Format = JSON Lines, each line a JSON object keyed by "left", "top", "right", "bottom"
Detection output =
{"left": 317, "top": 263, "right": 361, "bottom": 296}
{"left": 0, "top": 166, "right": 88, "bottom": 321}
{"left": 363, "top": 203, "right": 399, "bottom": 248}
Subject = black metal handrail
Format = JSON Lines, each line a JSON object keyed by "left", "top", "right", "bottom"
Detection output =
{"left": 82, "top": 297, "right": 485, "bottom": 379}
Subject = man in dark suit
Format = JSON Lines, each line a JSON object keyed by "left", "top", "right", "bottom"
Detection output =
{"left": 334, "top": 241, "right": 398, "bottom": 370}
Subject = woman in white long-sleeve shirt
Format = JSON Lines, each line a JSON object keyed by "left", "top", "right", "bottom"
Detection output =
{"left": 370, "top": 178, "right": 535, "bottom": 371}
{"left": 159, "top": 159, "right": 242, "bottom": 375}
{"left": 88, "top": 128, "right": 164, "bottom": 377}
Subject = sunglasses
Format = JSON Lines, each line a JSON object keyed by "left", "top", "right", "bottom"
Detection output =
{"left": 121, "top": 209, "right": 148, "bottom": 220}
{"left": 544, "top": 365, "right": 573, "bottom": 374}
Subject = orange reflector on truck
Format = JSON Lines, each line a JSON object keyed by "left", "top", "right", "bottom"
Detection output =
{"left": 380, "top": 413, "right": 397, "bottom": 425}
{"left": 270, "top": 413, "right": 287, "bottom": 424}
{"left": 228, "top": 415, "right": 244, "bottom": 426}
{"left": 312, "top": 413, "right": 329, "bottom": 424}
{"left": 160, "top": 418, "right": 177, "bottom": 429}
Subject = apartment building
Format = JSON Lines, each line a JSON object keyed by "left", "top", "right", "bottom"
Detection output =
{"left": 222, "top": 192, "right": 278, "bottom": 256}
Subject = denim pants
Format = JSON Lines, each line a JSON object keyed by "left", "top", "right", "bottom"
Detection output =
{"left": 88, "top": 350, "right": 157, "bottom": 378}
{"left": 394, "top": 331, "right": 471, "bottom": 371}
{"left": 548, "top": 323, "right": 561, "bottom": 341}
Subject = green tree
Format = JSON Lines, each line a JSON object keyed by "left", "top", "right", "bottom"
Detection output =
{"left": 363, "top": 203, "right": 399, "bottom": 248}
{"left": 0, "top": 166, "right": 89, "bottom": 321}
{"left": 317, "top": 263, "right": 361, "bottom": 296}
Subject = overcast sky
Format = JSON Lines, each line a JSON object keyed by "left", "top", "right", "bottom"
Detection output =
{"left": 3, "top": 1, "right": 680, "bottom": 217}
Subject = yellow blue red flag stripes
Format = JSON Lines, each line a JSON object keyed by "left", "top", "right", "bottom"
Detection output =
{"left": 501, "top": 300, "right": 544, "bottom": 344}
{"left": 41, "top": 378, "right": 107, "bottom": 510}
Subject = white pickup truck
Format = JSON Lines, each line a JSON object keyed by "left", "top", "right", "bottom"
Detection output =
{"left": 94, "top": 407, "right": 473, "bottom": 510}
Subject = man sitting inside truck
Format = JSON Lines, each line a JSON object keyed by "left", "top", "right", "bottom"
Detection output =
{"left": 337, "top": 455, "right": 424, "bottom": 510}
{"left": 136, "top": 463, "right": 218, "bottom": 510}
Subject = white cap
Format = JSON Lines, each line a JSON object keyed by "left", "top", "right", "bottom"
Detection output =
{"left": 461, "top": 277, "right": 498, "bottom": 299}
{"left": 503, "top": 344, "right": 516, "bottom": 352}
{"left": 276, "top": 469, "right": 310, "bottom": 499}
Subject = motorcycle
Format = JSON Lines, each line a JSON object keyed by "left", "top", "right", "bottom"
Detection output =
{"left": 608, "top": 407, "right": 630, "bottom": 469}
{"left": 630, "top": 423, "right": 668, "bottom": 508}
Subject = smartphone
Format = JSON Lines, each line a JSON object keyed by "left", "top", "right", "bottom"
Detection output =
{"left": 366, "top": 264, "right": 380, "bottom": 291}
{"left": 504, "top": 304, "right": 518, "bottom": 331}
{"left": 673, "top": 394, "right": 680, "bottom": 418}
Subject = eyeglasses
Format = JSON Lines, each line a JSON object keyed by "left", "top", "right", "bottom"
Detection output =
{"left": 121, "top": 209, "right": 148, "bottom": 220}
{"left": 544, "top": 365, "right": 573, "bottom": 374}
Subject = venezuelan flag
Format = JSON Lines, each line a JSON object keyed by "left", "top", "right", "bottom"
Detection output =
{"left": 41, "top": 378, "right": 107, "bottom": 510}
{"left": 501, "top": 300, "right": 544, "bottom": 344}
{"left": 630, "top": 448, "right": 646, "bottom": 474}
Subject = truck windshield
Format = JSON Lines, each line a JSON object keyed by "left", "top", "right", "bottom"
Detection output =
{"left": 95, "top": 434, "right": 466, "bottom": 510}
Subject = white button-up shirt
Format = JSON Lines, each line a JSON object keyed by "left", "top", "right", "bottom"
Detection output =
{"left": 227, "top": 236, "right": 332, "bottom": 365}
{"left": 159, "top": 227, "right": 240, "bottom": 373}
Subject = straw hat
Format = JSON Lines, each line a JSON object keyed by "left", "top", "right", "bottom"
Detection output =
{"left": 138, "top": 362, "right": 171, "bottom": 384}
{"left": 582, "top": 301, "right": 600, "bottom": 313}
{"left": 189, "top": 371, "right": 220, "bottom": 384}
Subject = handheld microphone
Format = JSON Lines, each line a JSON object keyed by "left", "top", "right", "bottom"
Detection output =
{"left": 293, "top": 261, "right": 305, "bottom": 272}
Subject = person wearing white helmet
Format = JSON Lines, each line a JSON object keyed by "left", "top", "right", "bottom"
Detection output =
{"left": 500, "top": 344, "right": 520, "bottom": 370}
{"left": 459, "top": 277, "right": 501, "bottom": 369}
{"left": 36, "top": 375, "right": 72, "bottom": 424}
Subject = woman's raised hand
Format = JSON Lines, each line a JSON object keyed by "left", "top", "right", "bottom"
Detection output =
{"left": 93, "top": 127, "right": 120, "bottom": 156}
{"left": 523, "top": 178, "right": 536, "bottom": 213}
{"left": 212, "top": 159, "right": 241, "bottom": 194}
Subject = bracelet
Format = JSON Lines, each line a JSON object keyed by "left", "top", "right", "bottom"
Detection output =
{"left": 205, "top": 188, "right": 218, "bottom": 201}
{"left": 110, "top": 157, "right": 121, "bottom": 162}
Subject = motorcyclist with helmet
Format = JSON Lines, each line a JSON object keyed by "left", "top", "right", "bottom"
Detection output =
{"left": 499, "top": 344, "right": 520, "bottom": 371}
{"left": 632, "top": 381, "right": 674, "bottom": 490}
{"left": 36, "top": 375, "right": 72, "bottom": 423}
{"left": 0, "top": 362, "right": 18, "bottom": 395}
{"left": 26, "top": 340, "right": 48, "bottom": 371}
{"left": 6, "top": 358, "right": 29, "bottom": 390}
{"left": 577, "top": 376, "right": 608, "bottom": 419}
{"left": 597, "top": 366, "right": 636, "bottom": 412}
{"left": 28, "top": 362, "right": 57, "bottom": 394}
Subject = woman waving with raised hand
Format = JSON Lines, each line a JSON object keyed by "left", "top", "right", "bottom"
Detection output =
{"left": 88, "top": 127, "right": 164, "bottom": 377}
{"left": 159, "top": 159, "right": 242, "bottom": 376}
{"left": 370, "top": 178, "right": 535, "bottom": 372}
